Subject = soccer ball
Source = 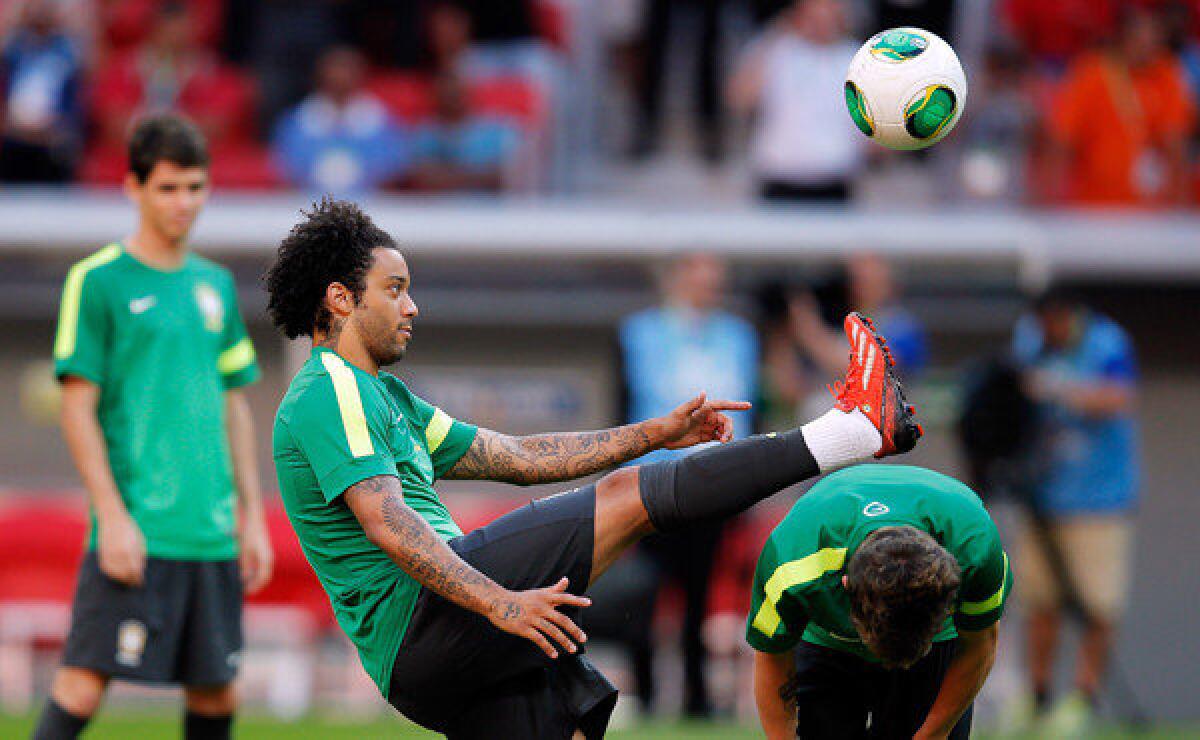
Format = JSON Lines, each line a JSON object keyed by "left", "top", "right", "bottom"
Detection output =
{"left": 844, "top": 27, "right": 967, "bottom": 151}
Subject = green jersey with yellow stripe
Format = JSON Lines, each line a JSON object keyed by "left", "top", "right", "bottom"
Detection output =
{"left": 747, "top": 464, "right": 1011, "bottom": 659}
{"left": 272, "top": 346, "right": 477, "bottom": 694}
{"left": 53, "top": 243, "right": 260, "bottom": 560}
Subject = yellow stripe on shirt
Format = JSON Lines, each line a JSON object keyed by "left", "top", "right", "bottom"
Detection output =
{"left": 53, "top": 244, "right": 122, "bottom": 360}
{"left": 320, "top": 352, "right": 374, "bottom": 458}
{"left": 751, "top": 547, "right": 848, "bottom": 638}
{"left": 217, "top": 337, "right": 256, "bottom": 375}
{"left": 425, "top": 408, "right": 454, "bottom": 453}
{"left": 959, "top": 552, "right": 1010, "bottom": 616}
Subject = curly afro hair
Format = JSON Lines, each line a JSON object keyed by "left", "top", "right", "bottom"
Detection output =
{"left": 265, "top": 198, "right": 398, "bottom": 339}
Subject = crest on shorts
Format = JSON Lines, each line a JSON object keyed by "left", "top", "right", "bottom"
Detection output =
{"left": 194, "top": 282, "right": 224, "bottom": 333}
{"left": 116, "top": 619, "right": 148, "bottom": 667}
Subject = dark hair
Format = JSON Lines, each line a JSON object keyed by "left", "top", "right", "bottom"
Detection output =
{"left": 844, "top": 526, "right": 961, "bottom": 669}
{"left": 265, "top": 198, "right": 399, "bottom": 339}
{"left": 1032, "top": 284, "right": 1083, "bottom": 315}
{"left": 127, "top": 114, "right": 209, "bottom": 183}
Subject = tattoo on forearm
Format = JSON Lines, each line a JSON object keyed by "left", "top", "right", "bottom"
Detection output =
{"left": 347, "top": 475, "right": 521, "bottom": 620}
{"left": 445, "top": 425, "right": 655, "bottom": 484}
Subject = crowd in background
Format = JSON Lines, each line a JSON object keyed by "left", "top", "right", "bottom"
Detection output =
{"left": 2, "top": 0, "right": 1199, "bottom": 204}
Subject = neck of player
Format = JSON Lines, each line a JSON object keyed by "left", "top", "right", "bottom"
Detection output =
{"left": 126, "top": 224, "right": 188, "bottom": 271}
{"left": 314, "top": 319, "right": 380, "bottom": 376}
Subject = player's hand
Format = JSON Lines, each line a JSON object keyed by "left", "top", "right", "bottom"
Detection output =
{"left": 487, "top": 577, "right": 591, "bottom": 659}
{"left": 97, "top": 510, "right": 146, "bottom": 587}
{"left": 660, "top": 392, "right": 752, "bottom": 450}
{"left": 239, "top": 512, "right": 274, "bottom": 594}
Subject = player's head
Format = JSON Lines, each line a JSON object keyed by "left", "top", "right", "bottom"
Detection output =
{"left": 661, "top": 252, "right": 728, "bottom": 312}
{"left": 125, "top": 114, "right": 210, "bottom": 244}
{"left": 265, "top": 198, "right": 417, "bottom": 364}
{"left": 1032, "top": 285, "right": 1084, "bottom": 350}
{"left": 844, "top": 526, "right": 961, "bottom": 670}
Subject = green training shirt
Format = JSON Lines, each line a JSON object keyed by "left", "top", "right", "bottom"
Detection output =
{"left": 272, "top": 346, "right": 477, "bottom": 695}
{"left": 53, "top": 243, "right": 260, "bottom": 560}
{"left": 747, "top": 464, "right": 1011, "bottom": 660}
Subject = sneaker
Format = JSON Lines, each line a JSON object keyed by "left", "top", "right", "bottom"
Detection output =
{"left": 1046, "top": 691, "right": 1094, "bottom": 738}
{"left": 829, "top": 312, "right": 922, "bottom": 457}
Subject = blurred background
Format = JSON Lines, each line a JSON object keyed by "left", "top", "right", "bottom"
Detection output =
{"left": 1, "top": 0, "right": 1199, "bottom": 736}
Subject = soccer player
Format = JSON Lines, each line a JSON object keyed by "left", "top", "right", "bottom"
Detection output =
{"left": 265, "top": 198, "right": 921, "bottom": 738}
{"left": 34, "top": 115, "right": 271, "bottom": 740}
{"left": 748, "top": 465, "right": 1010, "bottom": 739}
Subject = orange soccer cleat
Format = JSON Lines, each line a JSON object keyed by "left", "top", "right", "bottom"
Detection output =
{"left": 829, "top": 312, "right": 923, "bottom": 457}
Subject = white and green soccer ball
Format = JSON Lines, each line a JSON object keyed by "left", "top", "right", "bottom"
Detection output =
{"left": 844, "top": 27, "right": 967, "bottom": 151}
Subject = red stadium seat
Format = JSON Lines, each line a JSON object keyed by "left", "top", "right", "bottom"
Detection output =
{"left": 0, "top": 495, "right": 86, "bottom": 711}
{"left": 468, "top": 76, "right": 546, "bottom": 128}
{"left": 365, "top": 73, "right": 437, "bottom": 124}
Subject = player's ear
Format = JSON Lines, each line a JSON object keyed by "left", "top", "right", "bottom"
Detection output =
{"left": 123, "top": 172, "right": 142, "bottom": 202}
{"left": 324, "top": 281, "right": 355, "bottom": 317}
{"left": 842, "top": 574, "right": 849, "bottom": 589}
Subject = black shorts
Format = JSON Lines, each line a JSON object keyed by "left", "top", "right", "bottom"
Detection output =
{"left": 388, "top": 485, "right": 617, "bottom": 740}
{"left": 789, "top": 640, "right": 972, "bottom": 739}
{"left": 61, "top": 552, "right": 242, "bottom": 686}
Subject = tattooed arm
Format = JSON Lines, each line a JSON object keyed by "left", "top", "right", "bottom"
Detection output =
{"left": 444, "top": 393, "right": 753, "bottom": 484}
{"left": 343, "top": 474, "right": 590, "bottom": 658}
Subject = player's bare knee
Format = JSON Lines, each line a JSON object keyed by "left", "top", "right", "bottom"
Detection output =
{"left": 185, "top": 683, "right": 238, "bottom": 715}
{"left": 52, "top": 667, "right": 109, "bottom": 716}
{"left": 596, "top": 465, "right": 640, "bottom": 498}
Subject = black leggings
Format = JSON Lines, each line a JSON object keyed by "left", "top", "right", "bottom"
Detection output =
{"left": 789, "top": 640, "right": 973, "bottom": 739}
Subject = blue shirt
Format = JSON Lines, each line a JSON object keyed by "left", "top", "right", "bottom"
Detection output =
{"left": 411, "top": 117, "right": 519, "bottom": 173}
{"left": 873, "top": 306, "right": 928, "bottom": 376}
{"left": 1, "top": 30, "right": 82, "bottom": 139}
{"left": 1011, "top": 313, "right": 1139, "bottom": 514}
{"left": 272, "top": 94, "right": 409, "bottom": 194}
{"left": 620, "top": 307, "right": 759, "bottom": 465}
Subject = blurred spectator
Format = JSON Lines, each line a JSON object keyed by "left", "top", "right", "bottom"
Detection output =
{"left": 1046, "top": 5, "right": 1195, "bottom": 207}
{"left": 101, "top": 0, "right": 224, "bottom": 53}
{"left": 767, "top": 254, "right": 926, "bottom": 422}
{"left": 1009, "top": 288, "right": 1139, "bottom": 735}
{"left": 1001, "top": 0, "right": 1117, "bottom": 72}
{"left": 617, "top": 253, "right": 758, "bottom": 718}
{"left": 92, "top": 1, "right": 252, "bottom": 149}
{"left": 272, "top": 46, "right": 408, "bottom": 194}
{"left": 0, "top": 0, "right": 83, "bottom": 183}
{"left": 425, "top": 1, "right": 567, "bottom": 188}
{"left": 631, "top": 0, "right": 727, "bottom": 163}
{"left": 246, "top": 0, "right": 344, "bottom": 129}
{"left": 729, "top": 0, "right": 862, "bottom": 203}
{"left": 406, "top": 72, "right": 520, "bottom": 193}
{"left": 957, "top": 42, "right": 1038, "bottom": 203}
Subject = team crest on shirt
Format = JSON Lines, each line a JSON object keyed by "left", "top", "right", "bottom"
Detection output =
{"left": 116, "top": 619, "right": 148, "bottom": 667}
{"left": 863, "top": 501, "right": 890, "bottom": 517}
{"left": 194, "top": 282, "right": 224, "bottom": 333}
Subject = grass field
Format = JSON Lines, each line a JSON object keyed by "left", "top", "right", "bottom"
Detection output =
{"left": 2, "top": 713, "right": 1197, "bottom": 739}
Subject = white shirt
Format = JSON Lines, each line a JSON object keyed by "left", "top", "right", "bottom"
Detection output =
{"left": 750, "top": 36, "right": 863, "bottom": 184}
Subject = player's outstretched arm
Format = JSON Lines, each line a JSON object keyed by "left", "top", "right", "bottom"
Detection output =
{"left": 344, "top": 474, "right": 591, "bottom": 659}
{"left": 753, "top": 650, "right": 798, "bottom": 740}
{"left": 913, "top": 624, "right": 999, "bottom": 740}
{"left": 443, "top": 393, "right": 751, "bottom": 485}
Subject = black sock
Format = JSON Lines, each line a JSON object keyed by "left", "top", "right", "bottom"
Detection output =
{"left": 638, "top": 428, "right": 819, "bottom": 532}
{"left": 32, "top": 699, "right": 90, "bottom": 740}
{"left": 185, "top": 711, "right": 233, "bottom": 740}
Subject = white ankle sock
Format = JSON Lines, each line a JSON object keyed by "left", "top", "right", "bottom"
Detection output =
{"left": 800, "top": 408, "right": 882, "bottom": 473}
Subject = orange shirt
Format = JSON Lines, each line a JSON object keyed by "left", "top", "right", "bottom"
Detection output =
{"left": 1050, "top": 52, "right": 1195, "bottom": 206}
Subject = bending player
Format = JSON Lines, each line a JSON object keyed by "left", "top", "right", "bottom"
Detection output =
{"left": 265, "top": 198, "right": 922, "bottom": 738}
{"left": 748, "top": 464, "right": 1010, "bottom": 739}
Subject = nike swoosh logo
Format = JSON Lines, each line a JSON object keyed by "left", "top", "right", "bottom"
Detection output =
{"left": 129, "top": 296, "right": 157, "bottom": 314}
